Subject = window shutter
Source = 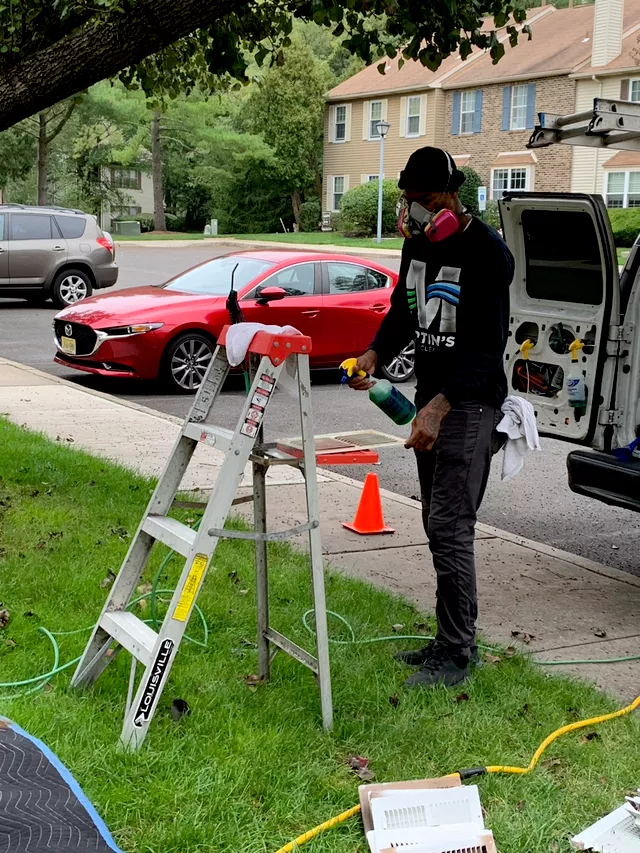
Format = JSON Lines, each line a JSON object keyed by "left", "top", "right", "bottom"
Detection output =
{"left": 451, "top": 92, "right": 461, "bottom": 136}
{"left": 474, "top": 90, "right": 483, "bottom": 134}
{"left": 526, "top": 83, "right": 536, "bottom": 130}
{"left": 344, "top": 104, "right": 352, "bottom": 142}
{"left": 419, "top": 95, "right": 427, "bottom": 136}
{"left": 329, "top": 105, "right": 336, "bottom": 143}
{"left": 361, "top": 174, "right": 369, "bottom": 184}
{"left": 502, "top": 86, "right": 512, "bottom": 131}
{"left": 326, "top": 176, "right": 333, "bottom": 211}
{"left": 621, "top": 79, "right": 630, "bottom": 101}
{"left": 399, "top": 97, "right": 407, "bottom": 137}
{"left": 344, "top": 175, "right": 350, "bottom": 192}
{"left": 362, "top": 101, "right": 370, "bottom": 140}
{"left": 381, "top": 100, "right": 388, "bottom": 122}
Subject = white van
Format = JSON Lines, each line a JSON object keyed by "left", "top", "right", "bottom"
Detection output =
{"left": 499, "top": 98, "right": 640, "bottom": 513}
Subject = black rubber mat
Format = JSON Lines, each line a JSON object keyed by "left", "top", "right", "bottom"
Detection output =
{"left": 0, "top": 719, "right": 123, "bottom": 853}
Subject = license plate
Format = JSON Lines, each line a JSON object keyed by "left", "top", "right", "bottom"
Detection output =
{"left": 60, "top": 336, "right": 76, "bottom": 355}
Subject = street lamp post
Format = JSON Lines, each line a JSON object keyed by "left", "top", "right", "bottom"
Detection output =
{"left": 375, "top": 120, "right": 391, "bottom": 244}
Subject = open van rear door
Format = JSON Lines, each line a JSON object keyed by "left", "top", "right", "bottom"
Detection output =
{"left": 499, "top": 193, "right": 620, "bottom": 450}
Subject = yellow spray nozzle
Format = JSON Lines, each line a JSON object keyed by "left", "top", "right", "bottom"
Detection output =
{"left": 340, "top": 358, "right": 367, "bottom": 379}
{"left": 569, "top": 339, "right": 584, "bottom": 361}
{"left": 520, "top": 339, "right": 535, "bottom": 361}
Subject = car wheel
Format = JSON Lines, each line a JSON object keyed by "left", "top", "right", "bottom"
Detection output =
{"left": 51, "top": 269, "right": 93, "bottom": 308}
{"left": 380, "top": 342, "right": 416, "bottom": 383}
{"left": 162, "top": 332, "right": 215, "bottom": 394}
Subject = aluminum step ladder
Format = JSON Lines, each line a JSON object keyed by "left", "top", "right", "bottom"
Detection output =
{"left": 71, "top": 325, "right": 332, "bottom": 751}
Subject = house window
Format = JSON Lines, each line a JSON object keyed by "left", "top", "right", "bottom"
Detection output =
{"left": 460, "top": 90, "right": 476, "bottom": 135}
{"left": 367, "top": 175, "right": 379, "bottom": 182}
{"left": 335, "top": 105, "right": 347, "bottom": 142}
{"left": 406, "top": 96, "right": 421, "bottom": 137}
{"left": 113, "top": 206, "right": 142, "bottom": 218}
{"left": 630, "top": 81, "right": 640, "bottom": 103}
{"left": 333, "top": 176, "right": 345, "bottom": 211}
{"left": 491, "top": 166, "right": 530, "bottom": 199}
{"left": 369, "top": 101, "right": 383, "bottom": 139}
{"left": 606, "top": 171, "right": 640, "bottom": 208}
{"left": 510, "top": 85, "right": 529, "bottom": 131}
{"left": 110, "top": 168, "right": 141, "bottom": 190}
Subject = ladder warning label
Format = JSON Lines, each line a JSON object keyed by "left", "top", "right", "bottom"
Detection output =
{"left": 241, "top": 375, "right": 274, "bottom": 437}
{"left": 173, "top": 553, "right": 209, "bottom": 622}
{"left": 133, "top": 638, "right": 174, "bottom": 728}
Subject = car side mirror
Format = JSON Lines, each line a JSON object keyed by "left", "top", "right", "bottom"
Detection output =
{"left": 256, "top": 285, "right": 286, "bottom": 305}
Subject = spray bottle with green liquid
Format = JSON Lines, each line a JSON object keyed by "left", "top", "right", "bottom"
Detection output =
{"left": 340, "top": 358, "right": 416, "bottom": 426}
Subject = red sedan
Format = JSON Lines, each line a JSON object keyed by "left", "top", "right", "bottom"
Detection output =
{"left": 53, "top": 250, "right": 410, "bottom": 393}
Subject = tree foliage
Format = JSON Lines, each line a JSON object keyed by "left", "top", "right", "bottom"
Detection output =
{"left": 0, "top": 0, "right": 529, "bottom": 131}
{"left": 241, "top": 37, "right": 332, "bottom": 224}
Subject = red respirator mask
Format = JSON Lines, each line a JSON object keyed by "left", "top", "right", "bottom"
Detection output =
{"left": 397, "top": 200, "right": 460, "bottom": 242}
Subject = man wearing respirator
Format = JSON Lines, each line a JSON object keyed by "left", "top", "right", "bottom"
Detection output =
{"left": 348, "top": 147, "right": 515, "bottom": 689}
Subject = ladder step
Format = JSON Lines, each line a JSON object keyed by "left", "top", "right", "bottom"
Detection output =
{"left": 101, "top": 612, "right": 158, "bottom": 667}
{"left": 142, "top": 515, "right": 196, "bottom": 557}
{"left": 183, "top": 422, "right": 233, "bottom": 452}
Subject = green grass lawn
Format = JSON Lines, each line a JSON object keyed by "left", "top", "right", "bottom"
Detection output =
{"left": 115, "top": 232, "right": 207, "bottom": 241}
{"left": 220, "top": 232, "right": 404, "bottom": 250}
{"left": 618, "top": 248, "right": 631, "bottom": 266}
{"left": 115, "top": 231, "right": 404, "bottom": 250}
{"left": 2, "top": 419, "right": 640, "bottom": 853}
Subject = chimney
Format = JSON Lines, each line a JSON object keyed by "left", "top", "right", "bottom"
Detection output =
{"left": 591, "top": 0, "right": 624, "bottom": 67}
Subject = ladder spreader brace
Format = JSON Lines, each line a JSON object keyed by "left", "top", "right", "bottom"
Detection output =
{"left": 529, "top": 97, "right": 640, "bottom": 151}
{"left": 71, "top": 326, "right": 335, "bottom": 751}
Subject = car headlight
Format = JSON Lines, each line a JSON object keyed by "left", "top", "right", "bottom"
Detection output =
{"left": 101, "top": 323, "right": 164, "bottom": 337}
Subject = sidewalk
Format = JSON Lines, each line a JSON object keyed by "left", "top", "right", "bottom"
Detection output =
{"left": 115, "top": 236, "right": 403, "bottom": 259}
{"left": 2, "top": 357, "right": 640, "bottom": 702}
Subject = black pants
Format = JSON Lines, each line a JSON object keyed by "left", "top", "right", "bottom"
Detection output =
{"left": 415, "top": 400, "right": 500, "bottom": 659}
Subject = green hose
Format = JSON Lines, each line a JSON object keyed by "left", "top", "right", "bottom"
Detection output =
{"left": 302, "top": 610, "right": 640, "bottom": 667}
{"left": 1, "top": 517, "right": 208, "bottom": 699}
{"left": 4, "top": 514, "right": 639, "bottom": 700}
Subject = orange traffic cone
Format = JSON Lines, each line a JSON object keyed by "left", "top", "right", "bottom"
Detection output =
{"left": 342, "top": 473, "right": 395, "bottom": 535}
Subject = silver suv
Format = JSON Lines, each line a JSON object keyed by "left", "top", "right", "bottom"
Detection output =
{"left": 0, "top": 204, "right": 118, "bottom": 308}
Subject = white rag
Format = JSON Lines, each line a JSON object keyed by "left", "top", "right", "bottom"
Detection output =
{"left": 225, "top": 323, "right": 302, "bottom": 367}
{"left": 496, "top": 395, "right": 541, "bottom": 482}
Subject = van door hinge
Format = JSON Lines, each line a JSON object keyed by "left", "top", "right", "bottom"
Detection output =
{"left": 598, "top": 408, "right": 624, "bottom": 426}
{"left": 608, "top": 323, "right": 634, "bottom": 344}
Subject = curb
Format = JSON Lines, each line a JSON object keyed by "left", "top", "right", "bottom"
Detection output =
{"left": 2, "top": 356, "right": 635, "bottom": 590}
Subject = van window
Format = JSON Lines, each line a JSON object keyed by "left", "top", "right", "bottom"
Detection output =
{"left": 522, "top": 210, "right": 603, "bottom": 305}
{"left": 55, "top": 215, "right": 86, "bottom": 239}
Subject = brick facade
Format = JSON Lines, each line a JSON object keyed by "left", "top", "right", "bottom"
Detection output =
{"left": 443, "top": 76, "right": 576, "bottom": 196}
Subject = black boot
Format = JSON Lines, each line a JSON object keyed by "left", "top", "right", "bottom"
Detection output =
{"left": 395, "top": 642, "right": 480, "bottom": 667}
{"left": 404, "top": 643, "right": 471, "bottom": 689}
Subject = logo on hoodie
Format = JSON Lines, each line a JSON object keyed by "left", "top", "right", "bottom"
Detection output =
{"left": 407, "top": 261, "right": 461, "bottom": 351}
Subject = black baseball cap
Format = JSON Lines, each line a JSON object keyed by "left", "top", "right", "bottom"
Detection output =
{"left": 398, "top": 147, "right": 466, "bottom": 193}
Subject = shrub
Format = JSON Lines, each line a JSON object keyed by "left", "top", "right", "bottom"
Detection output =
{"left": 458, "top": 166, "right": 483, "bottom": 216}
{"left": 482, "top": 200, "right": 502, "bottom": 231}
{"left": 330, "top": 211, "right": 342, "bottom": 232}
{"left": 607, "top": 208, "right": 640, "bottom": 248}
{"left": 299, "top": 199, "right": 321, "bottom": 232}
{"left": 165, "top": 213, "right": 187, "bottom": 232}
{"left": 115, "top": 213, "right": 154, "bottom": 232}
{"left": 339, "top": 179, "right": 401, "bottom": 237}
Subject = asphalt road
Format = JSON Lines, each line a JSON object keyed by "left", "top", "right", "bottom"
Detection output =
{"left": 1, "top": 244, "right": 638, "bottom": 575}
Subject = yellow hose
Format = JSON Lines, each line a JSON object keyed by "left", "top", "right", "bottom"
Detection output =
{"left": 274, "top": 693, "right": 640, "bottom": 853}
{"left": 274, "top": 805, "right": 362, "bottom": 853}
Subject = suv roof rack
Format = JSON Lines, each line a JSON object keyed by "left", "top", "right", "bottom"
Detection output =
{"left": 0, "top": 203, "right": 86, "bottom": 214}
{"left": 529, "top": 98, "right": 640, "bottom": 151}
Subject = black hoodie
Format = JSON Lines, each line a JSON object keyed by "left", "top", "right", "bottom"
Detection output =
{"left": 371, "top": 216, "right": 514, "bottom": 408}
